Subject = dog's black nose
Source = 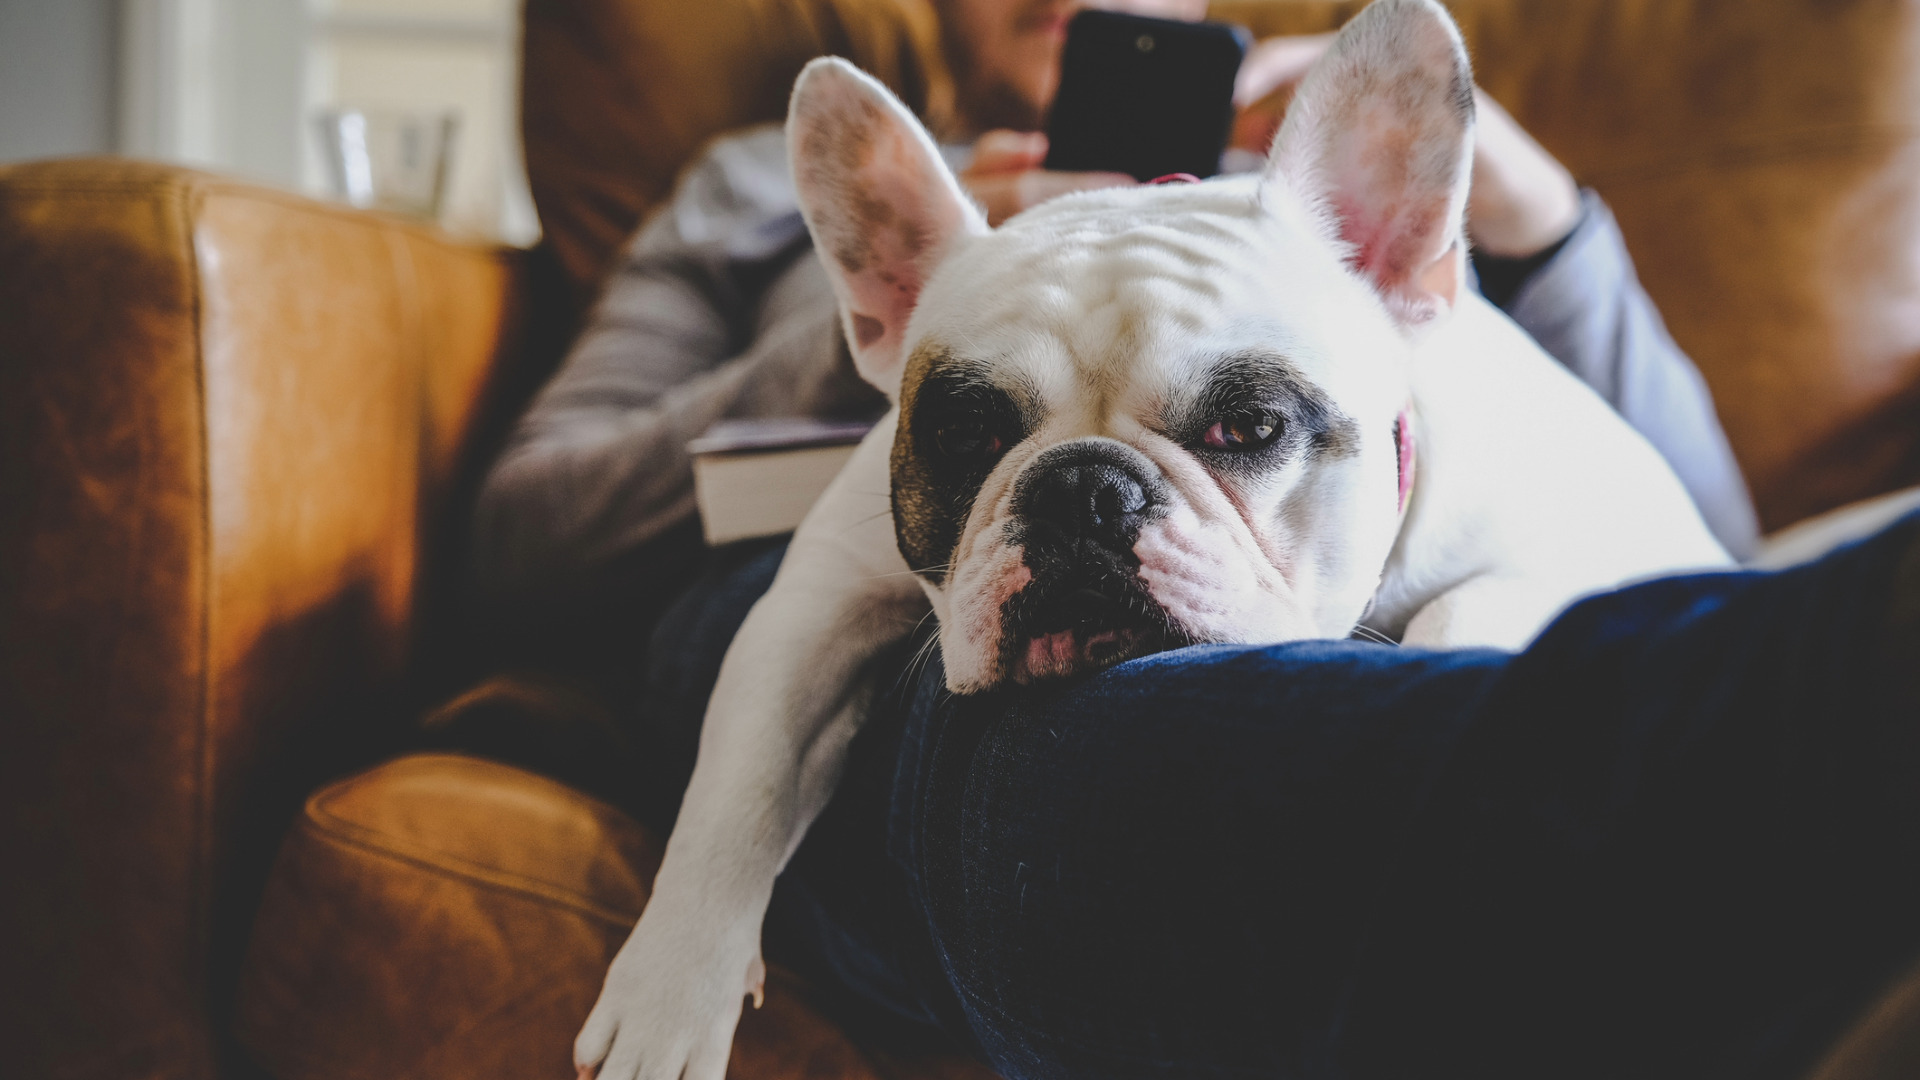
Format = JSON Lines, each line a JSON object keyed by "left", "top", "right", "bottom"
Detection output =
{"left": 1017, "top": 442, "right": 1164, "bottom": 554}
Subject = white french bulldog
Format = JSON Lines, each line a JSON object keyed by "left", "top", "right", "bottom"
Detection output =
{"left": 575, "top": 1, "right": 1731, "bottom": 1076}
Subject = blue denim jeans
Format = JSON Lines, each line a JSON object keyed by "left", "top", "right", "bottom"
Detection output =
{"left": 642, "top": 513, "right": 1920, "bottom": 1079}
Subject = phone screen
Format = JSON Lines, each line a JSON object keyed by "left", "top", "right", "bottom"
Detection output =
{"left": 1043, "top": 10, "right": 1248, "bottom": 181}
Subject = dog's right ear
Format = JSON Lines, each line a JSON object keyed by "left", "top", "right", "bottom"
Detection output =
{"left": 1265, "top": 0, "right": 1474, "bottom": 334}
{"left": 789, "top": 58, "right": 988, "bottom": 401}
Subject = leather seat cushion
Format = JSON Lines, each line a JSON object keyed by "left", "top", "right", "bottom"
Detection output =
{"left": 235, "top": 753, "right": 983, "bottom": 1080}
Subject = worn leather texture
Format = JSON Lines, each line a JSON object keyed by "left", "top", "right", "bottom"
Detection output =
{"left": 235, "top": 754, "right": 659, "bottom": 1080}
{"left": 0, "top": 160, "right": 530, "bottom": 1080}
{"left": 234, "top": 754, "right": 996, "bottom": 1080}
{"left": 522, "top": 0, "right": 954, "bottom": 316}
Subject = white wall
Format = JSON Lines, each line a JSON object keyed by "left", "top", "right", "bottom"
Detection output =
{"left": 116, "top": 0, "right": 307, "bottom": 187}
{"left": 2, "top": 0, "right": 534, "bottom": 242}
{"left": 0, "top": 0, "right": 120, "bottom": 164}
{"left": 309, "top": 0, "right": 535, "bottom": 240}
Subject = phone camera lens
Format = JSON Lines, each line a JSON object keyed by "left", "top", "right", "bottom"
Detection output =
{"left": 1136, "top": 34, "right": 1155, "bottom": 53}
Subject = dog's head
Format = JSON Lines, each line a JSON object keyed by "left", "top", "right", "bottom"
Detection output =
{"left": 789, "top": 0, "right": 1474, "bottom": 691}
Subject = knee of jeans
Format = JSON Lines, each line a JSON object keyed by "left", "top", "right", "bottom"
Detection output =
{"left": 909, "top": 686, "right": 1260, "bottom": 1071}
{"left": 904, "top": 649, "right": 1455, "bottom": 1074}
{"left": 645, "top": 538, "right": 789, "bottom": 706}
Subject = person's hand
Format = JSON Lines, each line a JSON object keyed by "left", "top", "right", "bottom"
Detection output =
{"left": 958, "top": 130, "right": 1135, "bottom": 227}
{"left": 1230, "top": 35, "right": 1581, "bottom": 260}
{"left": 1229, "top": 33, "right": 1334, "bottom": 154}
{"left": 1465, "top": 90, "right": 1581, "bottom": 258}
{"left": 1235, "top": 32, "right": 1336, "bottom": 111}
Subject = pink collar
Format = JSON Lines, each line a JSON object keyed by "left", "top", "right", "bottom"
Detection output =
{"left": 1395, "top": 406, "right": 1416, "bottom": 515}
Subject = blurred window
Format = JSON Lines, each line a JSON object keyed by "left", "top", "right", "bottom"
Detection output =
{"left": 118, "top": 0, "right": 538, "bottom": 243}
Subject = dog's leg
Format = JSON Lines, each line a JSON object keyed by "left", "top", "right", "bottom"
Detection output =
{"left": 574, "top": 414, "right": 923, "bottom": 1080}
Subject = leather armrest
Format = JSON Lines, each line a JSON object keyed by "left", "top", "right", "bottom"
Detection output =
{"left": 0, "top": 158, "right": 538, "bottom": 1079}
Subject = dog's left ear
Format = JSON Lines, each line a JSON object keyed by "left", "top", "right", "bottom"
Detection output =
{"left": 789, "top": 58, "right": 988, "bottom": 401}
{"left": 1266, "top": 0, "right": 1474, "bottom": 332}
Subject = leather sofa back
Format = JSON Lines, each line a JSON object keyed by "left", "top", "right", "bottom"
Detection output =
{"left": 523, "top": 0, "right": 1920, "bottom": 528}
{"left": 0, "top": 161, "right": 530, "bottom": 1079}
{"left": 522, "top": 0, "right": 954, "bottom": 315}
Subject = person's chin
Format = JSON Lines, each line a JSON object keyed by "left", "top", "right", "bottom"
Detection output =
{"left": 1082, "top": 0, "right": 1207, "bottom": 19}
{"left": 1019, "top": 0, "right": 1078, "bottom": 37}
{"left": 1026, "top": 13, "right": 1072, "bottom": 42}
{"left": 965, "top": 67, "right": 1055, "bottom": 133}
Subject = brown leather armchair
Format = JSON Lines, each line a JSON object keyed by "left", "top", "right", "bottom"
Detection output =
{"left": 0, "top": 160, "right": 551, "bottom": 1078}
{"left": 5, "top": 2, "right": 1920, "bottom": 1078}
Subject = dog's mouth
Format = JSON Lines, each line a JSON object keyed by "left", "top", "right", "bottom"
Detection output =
{"left": 998, "top": 569, "right": 1187, "bottom": 684}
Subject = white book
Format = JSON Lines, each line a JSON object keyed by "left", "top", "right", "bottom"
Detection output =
{"left": 689, "top": 418, "right": 875, "bottom": 545}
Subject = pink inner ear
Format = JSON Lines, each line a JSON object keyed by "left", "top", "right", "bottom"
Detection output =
{"left": 790, "top": 59, "right": 987, "bottom": 389}
{"left": 1273, "top": 5, "right": 1473, "bottom": 328}
{"left": 1323, "top": 109, "right": 1453, "bottom": 287}
{"left": 1330, "top": 193, "right": 1397, "bottom": 278}
{"left": 1336, "top": 191, "right": 1454, "bottom": 275}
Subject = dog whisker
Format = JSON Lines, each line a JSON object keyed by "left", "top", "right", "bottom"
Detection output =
{"left": 1350, "top": 623, "right": 1398, "bottom": 646}
{"left": 866, "top": 564, "right": 950, "bottom": 581}
{"left": 833, "top": 509, "right": 896, "bottom": 535}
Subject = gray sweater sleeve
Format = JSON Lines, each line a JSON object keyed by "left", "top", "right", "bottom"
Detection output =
{"left": 472, "top": 126, "right": 880, "bottom": 601}
{"left": 1500, "top": 190, "right": 1762, "bottom": 559}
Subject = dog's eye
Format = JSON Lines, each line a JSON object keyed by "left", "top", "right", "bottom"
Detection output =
{"left": 934, "top": 418, "right": 1006, "bottom": 460}
{"left": 1202, "top": 412, "right": 1282, "bottom": 451}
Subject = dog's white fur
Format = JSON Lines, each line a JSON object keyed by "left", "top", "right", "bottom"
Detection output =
{"left": 575, "top": 3, "right": 1730, "bottom": 1075}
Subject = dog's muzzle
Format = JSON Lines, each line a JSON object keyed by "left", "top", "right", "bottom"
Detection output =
{"left": 1001, "top": 440, "right": 1180, "bottom": 680}
{"left": 1015, "top": 440, "right": 1167, "bottom": 562}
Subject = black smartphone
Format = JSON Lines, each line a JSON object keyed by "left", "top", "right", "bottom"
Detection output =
{"left": 1043, "top": 10, "right": 1249, "bottom": 182}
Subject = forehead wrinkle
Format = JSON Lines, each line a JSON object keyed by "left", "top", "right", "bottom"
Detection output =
{"left": 912, "top": 178, "right": 1378, "bottom": 437}
{"left": 1041, "top": 241, "right": 1270, "bottom": 438}
{"left": 1006, "top": 175, "right": 1265, "bottom": 232}
{"left": 1021, "top": 220, "right": 1257, "bottom": 304}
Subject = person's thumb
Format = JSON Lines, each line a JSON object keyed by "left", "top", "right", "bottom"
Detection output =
{"left": 1016, "top": 169, "right": 1137, "bottom": 211}
{"left": 970, "top": 130, "right": 1049, "bottom": 175}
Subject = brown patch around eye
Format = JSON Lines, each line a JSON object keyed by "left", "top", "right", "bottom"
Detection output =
{"left": 891, "top": 343, "right": 968, "bottom": 584}
{"left": 852, "top": 314, "right": 885, "bottom": 348}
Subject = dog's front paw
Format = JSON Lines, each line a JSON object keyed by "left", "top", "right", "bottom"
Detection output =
{"left": 573, "top": 901, "right": 765, "bottom": 1080}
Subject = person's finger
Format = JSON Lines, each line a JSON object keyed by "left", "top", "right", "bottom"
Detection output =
{"left": 959, "top": 174, "right": 1021, "bottom": 226}
{"left": 963, "top": 169, "right": 1136, "bottom": 227}
{"left": 1014, "top": 169, "right": 1136, "bottom": 213}
{"left": 1084, "top": 0, "right": 1209, "bottom": 18}
{"left": 968, "top": 129, "right": 1049, "bottom": 175}
{"left": 1234, "top": 33, "right": 1334, "bottom": 108}
{"left": 1466, "top": 88, "right": 1581, "bottom": 257}
{"left": 1231, "top": 107, "right": 1284, "bottom": 155}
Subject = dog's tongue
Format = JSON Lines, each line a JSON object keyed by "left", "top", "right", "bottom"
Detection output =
{"left": 1022, "top": 628, "right": 1137, "bottom": 681}
{"left": 1024, "top": 632, "right": 1079, "bottom": 679}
